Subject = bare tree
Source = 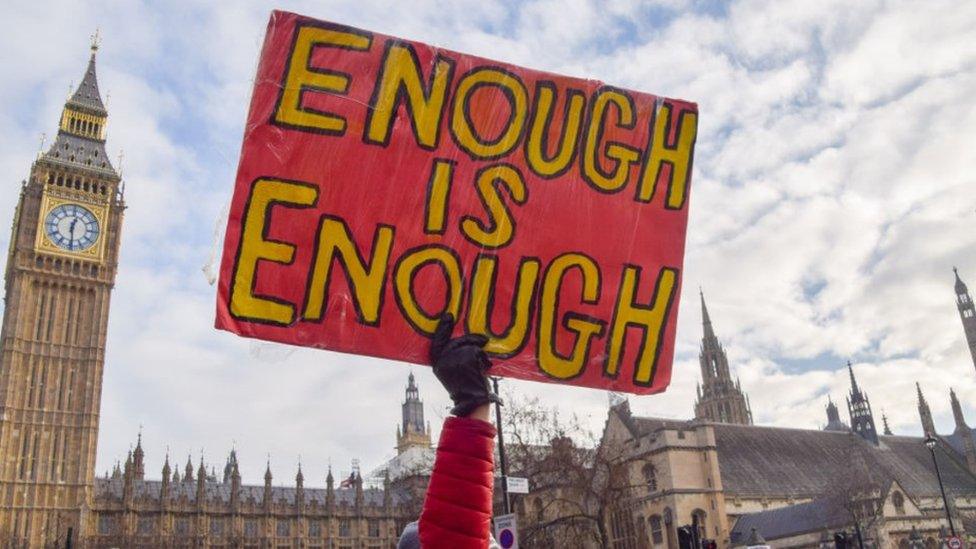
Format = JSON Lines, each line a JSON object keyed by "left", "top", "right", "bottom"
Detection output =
{"left": 503, "top": 396, "right": 651, "bottom": 549}
{"left": 830, "top": 434, "right": 889, "bottom": 548}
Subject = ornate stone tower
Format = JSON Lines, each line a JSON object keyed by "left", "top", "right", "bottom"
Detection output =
{"left": 396, "top": 373, "right": 431, "bottom": 455}
{"left": 950, "top": 388, "right": 976, "bottom": 474}
{"left": 823, "top": 396, "right": 849, "bottom": 432}
{"left": 846, "top": 362, "right": 878, "bottom": 445}
{"left": 917, "top": 382, "right": 936, "bottom": 436}
{"left": 694, "top": 292, "right": 753, "bottom": 425}
{"left": 0, "top": 39, "right": 124, "bottom": 545}
{"left": 955, "top": 268, "right": 976, "bottom": 373}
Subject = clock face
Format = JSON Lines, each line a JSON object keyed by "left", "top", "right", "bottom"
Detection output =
{"left": 44, "top": 204, "right": 100, "bottom": 252}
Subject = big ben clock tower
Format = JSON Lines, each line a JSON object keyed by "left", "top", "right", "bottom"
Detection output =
{"left": 0, "top": 38, "right": 124, "bottom": 546}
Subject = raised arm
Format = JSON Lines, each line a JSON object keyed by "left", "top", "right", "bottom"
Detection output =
{"left": 418, "top": 314, "right": 501, "bottom": 548}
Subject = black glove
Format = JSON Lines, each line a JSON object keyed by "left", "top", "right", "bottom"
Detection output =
{"left": 429, "top": 314, "right": 503, "bottom": 417}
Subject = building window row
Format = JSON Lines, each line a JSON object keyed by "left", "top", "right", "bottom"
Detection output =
{"left": 95, "top": 516, "right": 384, "bottom": 539}
{"left": 47, "top": 172, "right": 109, "bottom": 195}
{"left": 68, "top": 116, "right": 101, "bottom": 138}
{"left": 34, "top": 255, "right": 102, "bottom": 278}
{"left": 49, "top": 143, "right": 110, "bottom": 169}
{"left": 30, "top": 282, "right": 97, "bottom": 347}
{"left": 13, "top": 425, "right": 71, "bottom": 483}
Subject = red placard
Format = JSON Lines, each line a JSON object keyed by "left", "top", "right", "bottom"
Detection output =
{"left": 216, "top": 10, "right": 699, "bottom": 395}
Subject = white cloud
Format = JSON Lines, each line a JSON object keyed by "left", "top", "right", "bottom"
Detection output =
{"left": 822, "top": 0, "right": 976, "bottom": 106}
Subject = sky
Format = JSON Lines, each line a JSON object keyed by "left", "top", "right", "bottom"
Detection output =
{"left": 1, "top": 0, "right": 974, "bottom": 486}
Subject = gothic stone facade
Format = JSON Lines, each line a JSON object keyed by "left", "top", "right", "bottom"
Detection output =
{"left": 589, "top": 400, "right": 976, "bottom": 549}
{"left": 957, "top": 268, "right": 976, "bottom": 375}
{"left": 694, "top": 293, "right": 752, "bottom": 426}
{"left": 84, "top": 351, "right": 438, "bottom": 547}
{"left": 0, "top": 43, "right": 124, "bottom": 546}
{"left": 88, "top": 450, "right": 405, "bottom": 548}
{"left": 518, "top": 281, "right": 976, "bottom": 549}
{"left": 82, "top": 334, "right": 438, "bottom": 548}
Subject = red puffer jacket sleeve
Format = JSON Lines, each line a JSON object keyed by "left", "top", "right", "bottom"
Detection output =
{"left": 419, "top": 416, "right": 496, "bottom": 548}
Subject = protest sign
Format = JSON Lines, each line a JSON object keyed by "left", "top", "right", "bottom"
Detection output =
{"left": 216, "top": 10, "right": 699, "bottom": 395}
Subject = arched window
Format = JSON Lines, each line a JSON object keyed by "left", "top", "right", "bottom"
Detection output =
{"left": 643, "top": 463, "right": 657, "bottom": 492}
{"left": 649, "top": 515, "right": 663, "bottom": 545}
{"left": 692, "top": 509, "right": 707, "bottom": 542}
{"left": 609, "top": 506, "right": 637, "bottom": 549}
{"left": 892, "top": 491, "right": 905, "bottom": 515}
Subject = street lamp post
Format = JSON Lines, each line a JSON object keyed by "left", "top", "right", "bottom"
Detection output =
{"left": 924, "top": 436, "right": 957, "bottom": 537}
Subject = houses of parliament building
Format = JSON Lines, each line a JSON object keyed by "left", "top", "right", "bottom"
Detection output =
{"left": 3, "top": 41, "right": 976, "bottom": 548}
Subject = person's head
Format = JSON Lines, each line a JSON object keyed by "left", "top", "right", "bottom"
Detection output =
{"left": 397, "top": 521, "right": 501, "bottom": 548}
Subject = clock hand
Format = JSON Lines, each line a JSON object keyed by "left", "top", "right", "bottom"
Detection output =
{"left": 68, "top": 219, "right": 78, "bottom": 250}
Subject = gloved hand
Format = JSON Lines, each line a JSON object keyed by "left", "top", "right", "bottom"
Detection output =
{"left": 429, "top": 313, "right": 503, "bottom": 417}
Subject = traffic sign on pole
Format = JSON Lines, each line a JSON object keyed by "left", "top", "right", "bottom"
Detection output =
{"left": 494, "top": 513, "right": 519, "bottom": 549}
{"left": 506, "top": 476, "right": 529, "bottom": 494}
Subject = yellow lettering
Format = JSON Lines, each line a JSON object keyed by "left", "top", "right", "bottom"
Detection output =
{"left": 394, "top": 246, "right": 463, "bottom": 334}
{"left": 605, "top": 267, "right": 678, "bottom": 385}
{"left": 537, "top": 253, "right": 605, "bottom": 379}
{"left": 424, "top": 160, "right": 455, "bottom": 234}
{"left": 230, "top": 178, "right": 319, "bottom": 325}
{"left": 365, "top": 42, "right": 454, "bottom": 149}
{"left": 302, "top": 217, "right": 394, "bottom": 325}
{"left": 273, "top": 25, "right": 371, "bottom": 134}
{"left": 637, "top": 103, "right": 698, "bottom": 208}
{"left": 525, "top": 84, "right": 585, "bottom": 178}
{"left": 460, "top": 164, "right": 527, "bottom": 249}
{"left": 451, "top": 68, "right": 528, "bottom": 160}
{"left": 582, "top": 88, "right": 640, "bottom": 193}
{"left": 467, "top": 255, "right": 541, "bottom": 356}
